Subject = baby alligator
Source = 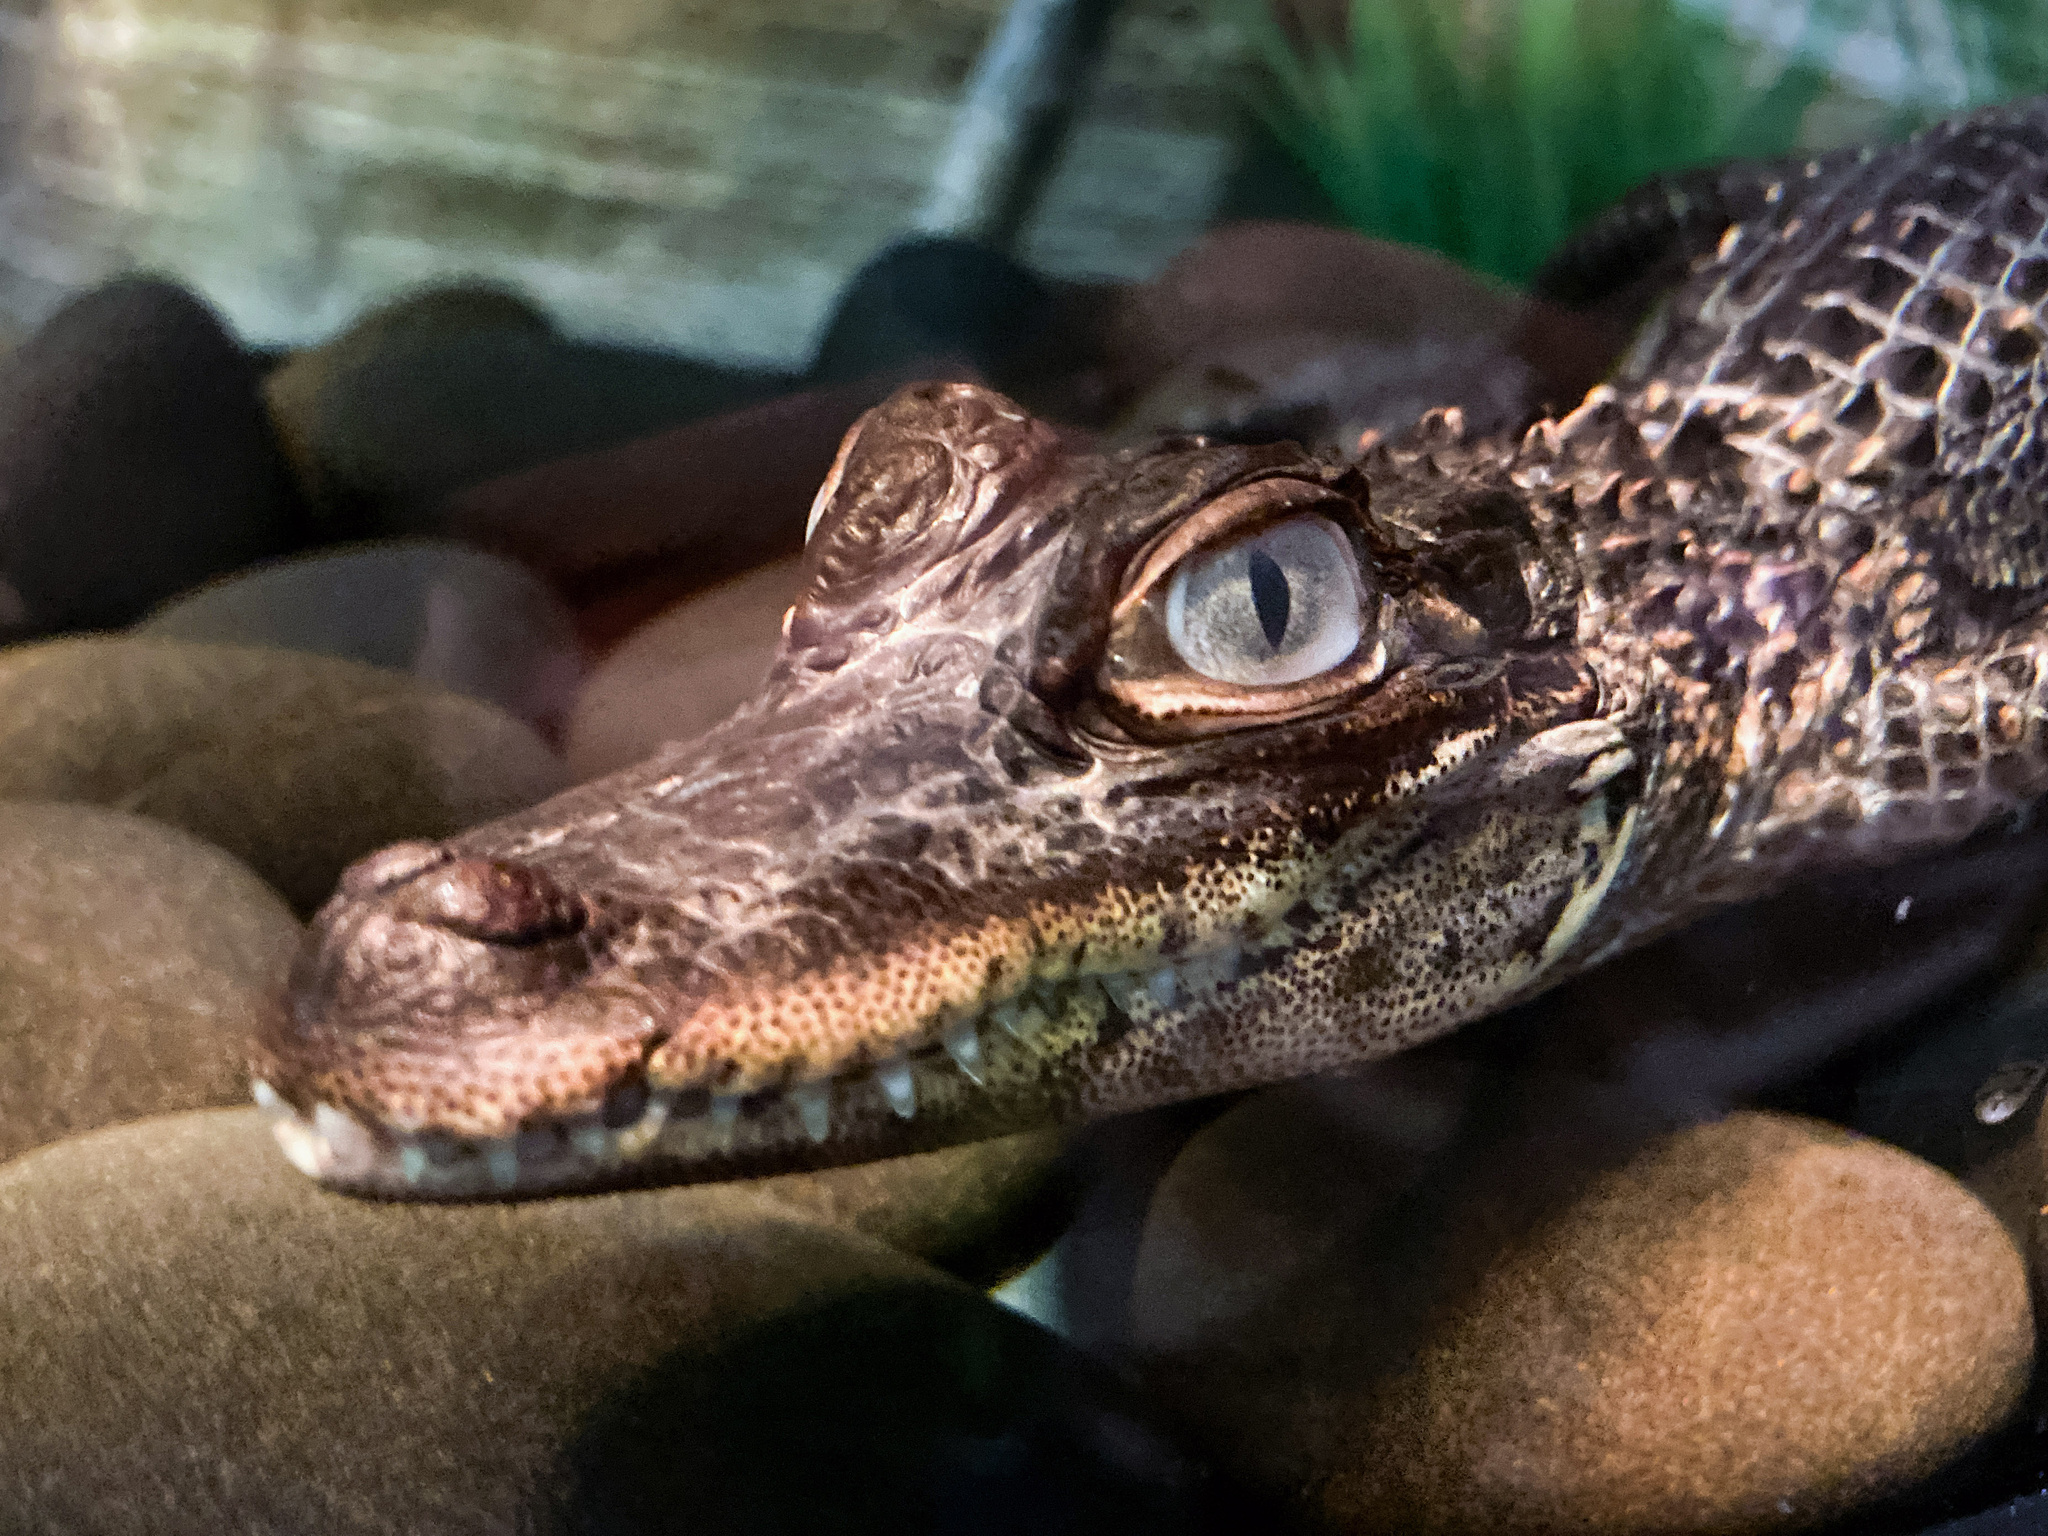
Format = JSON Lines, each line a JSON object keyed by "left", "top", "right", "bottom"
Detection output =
{"left": 257, "top": 96, "right": 2048, "bottom": 1198}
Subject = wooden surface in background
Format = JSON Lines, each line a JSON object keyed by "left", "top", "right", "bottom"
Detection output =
{"left": 0, "top": 0, "right": 1249, "bottom": 362}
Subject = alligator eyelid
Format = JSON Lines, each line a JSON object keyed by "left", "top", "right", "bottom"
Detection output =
{"left": 1112, "top": 478, "right": 1358, "bottom": 626}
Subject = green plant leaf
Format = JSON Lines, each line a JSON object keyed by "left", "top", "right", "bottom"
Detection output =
{"left": 1222, "top": 0, "right": 2048, "bottom": 285}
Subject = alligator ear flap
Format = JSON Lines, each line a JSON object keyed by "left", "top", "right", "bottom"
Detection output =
{"left": 794, "top": 383, "right": 1062, "bottom": 613}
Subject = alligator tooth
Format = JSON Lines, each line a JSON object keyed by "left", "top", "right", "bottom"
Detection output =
{"left": 570, "top": 1125, "right": 610, "bottom": 1160}
{"left": 270, "top": 1116, "right": 326, "bottom": 1178}
{"left": 993, "top": 999, "right": 1050, "bottom": 1040}
{"left": 251, "top": 1079, "right": 282, "bottom": 1114}
{"left": 1975, "top": 1061, "right": 2048, "bottom": 1125}
{"left": 943, "top": 1017, "right": 987, "bottom": 1086}
{"left": 710, "top": 1093, "right": 744, "bottom": 1134}
{"left": 399, "top": 1145, "right": 430, "bottom": 1186}
{"left": 1146, "top": 966, "right": 1179, "bottom": 1009}
{"left": 792, "top": 1080, "right": 833, "bottom": 1143}
{"left": 615, "top": 1093, "right": 672, "bottom": 1156}
{"left": 486, "top": 1143, "right": 520, "bottom": 1191}
{"left": 1098, "top": 973, "right": 1140, "bottom": 1014}
{"left": 312, "top": 1102, "right": 350, "bottom": 1141}
{"left": 312, "top": 1103, "right": 378, "bottom": 1174}
{"left": 875, "top": 1058, "right": 917, "bottom": 1119}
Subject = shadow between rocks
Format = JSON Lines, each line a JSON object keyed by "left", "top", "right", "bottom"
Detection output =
{"left": 558, "top": 1282, "right": 1260, "bottom": 1536}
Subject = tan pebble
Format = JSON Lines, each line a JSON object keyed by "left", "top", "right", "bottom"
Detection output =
{"left": 566, "top": 555, "right": 803, "bottom": 781}
{"left": 0, "top": 1110, "right": 1157, "bottom": 1534}
{"left": 0, "top": 803, "right": 300, "bottom": 1165}
{"left": 0, "top": 637, "right": 564, "bottom": 910}
{"left": 1138, "top": 1109, "right": 2031, "bottom": 1535}
{"left": 1131, "top": 1056, "right": 1475, "bottom": 1354}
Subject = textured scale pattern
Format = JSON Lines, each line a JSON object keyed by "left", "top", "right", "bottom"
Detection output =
{"left": 1619, "top": 100, "right": 2048, "bottom": 589}
{"left": 254, "top": 96, "right": 2048, "bottom": 1201}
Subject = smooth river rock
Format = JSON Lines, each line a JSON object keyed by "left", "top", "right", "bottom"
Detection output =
{"left": 566, "top": 554, "right": 803, "bottom": 780}
{"left": 1128, "top": 1057, "right": 1475, "bottom": 1355}
{"left": 1133, "top": 1108, "right": 2033, "bottom": 1535}
{"left": 0, "top": 637, "right": 565, "bottom": 910}
{"left": 0, "top": 278, "right": 307, "bottom": 639}
{"left": 809, "top": 235, "right": 1063, "bottom": 389}
{"left": 0, "top": 802, "right": 300, "bottom": 1167}
{"left": 0, "top": 1109, "right": 1206, "bottom": 1535}
{"left": 264, "top": 285, "right": 789, "bottom": 532}
{"left": 136, "top": 538, "right": 586, "bottom": 745}
{"left": 1094, "top": 222, "right": 1617, "bottom": 449}
{"left": 262, "top": 282, "right": 556, "bottom": 519}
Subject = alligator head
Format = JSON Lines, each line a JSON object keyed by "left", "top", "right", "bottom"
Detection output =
{"left": 248, "top": 381, "right": 1806, "bottom": 1197}
{"left": 249, "top": 380, "right": 1676, "bottom": 1197}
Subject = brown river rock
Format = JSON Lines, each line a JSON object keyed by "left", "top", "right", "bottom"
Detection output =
{"left": 0, "top": 801, "right": 301, "bottom": 1166}
{"left": 0, "top": 1110, "right": 1198, "bottom": 1536}
{"left": 0, "top": 636, "right": 565, "bottom": 910}
{"left": 262, "top": 284, "right": 791, "bottom": 534}
{"left": 1134, "top": 1107, "right": 2032, "bottom": 1535}
{"left": 1093, "top": 222, "right": 1621, "bottom": 447}
{"left": 566, "top": 554, "right": 805, "bottom": 780}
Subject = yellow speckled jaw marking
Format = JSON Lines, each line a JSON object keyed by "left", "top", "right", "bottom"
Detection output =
{"left": 1540, "top": 797, "right": 1643, "bottom": 969}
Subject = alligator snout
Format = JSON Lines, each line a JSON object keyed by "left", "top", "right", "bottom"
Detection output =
{"left": 255, "top": 836, "right": 671, "bottom": 1195}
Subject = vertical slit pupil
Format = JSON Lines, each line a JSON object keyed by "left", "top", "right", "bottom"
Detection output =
{"left": 1247, "top": 548, "right": 1291, "bottom": 649}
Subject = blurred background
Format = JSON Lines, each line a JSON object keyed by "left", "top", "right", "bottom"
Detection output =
{"left": 0, "top": 0, "right": 2042, "bottom": 367}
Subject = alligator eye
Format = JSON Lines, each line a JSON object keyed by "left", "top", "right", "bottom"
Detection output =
{"left": 1163, "top": 514, "right": 1364, "bottom": 685}
{"left": 1098, "top": 479, "right": 1397, "bottom": 735}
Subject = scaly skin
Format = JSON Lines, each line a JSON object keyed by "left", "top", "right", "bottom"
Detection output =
{"left": 257, "top": 96, "right": 2048, "bottom": 1198}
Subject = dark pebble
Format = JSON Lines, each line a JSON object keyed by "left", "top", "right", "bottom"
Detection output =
{"left": 0, "top": 278, "right": 308, "bottom": 639}
{"left": 810, "top": 236, "right": 1055, "bottom": 387}
{"left": 267, "top": 286, "right": 792, "bottom": 534}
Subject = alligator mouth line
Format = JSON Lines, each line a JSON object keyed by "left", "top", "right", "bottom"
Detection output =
{"left": 252, "top": 941, "right": 1252, "bottom": 1197}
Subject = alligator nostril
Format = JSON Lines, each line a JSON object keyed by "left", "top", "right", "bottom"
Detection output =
{"left": 388, "top": 857, "right": 589, "bottom": 946}
{"left": 339, "top": 840, "right": 454, "bottom": 899}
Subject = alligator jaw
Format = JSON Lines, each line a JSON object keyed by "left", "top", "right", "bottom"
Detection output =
{"left": 251, "top": 942, "right": 1249, "bottom": 1199}
{"left": 255, "top": 381, "right": 1621, "bottom": 1199}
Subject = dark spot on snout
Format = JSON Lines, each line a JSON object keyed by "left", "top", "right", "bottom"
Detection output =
{"left": 1340, "top": 944, "right": 1394, "bottom": 994}
{"left": 385, "top": 857, "right": 589, "bottom": 946}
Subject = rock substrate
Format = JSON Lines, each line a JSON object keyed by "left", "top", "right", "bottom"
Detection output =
{"left": 0, "top": 637, "right": 565, "bottom": 910}
{"left": 0, "top": 801, "right": 300, "bottom": 1165}
{"left": 1135, "top": 1106, "right": 2035, "bottom": 1535}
